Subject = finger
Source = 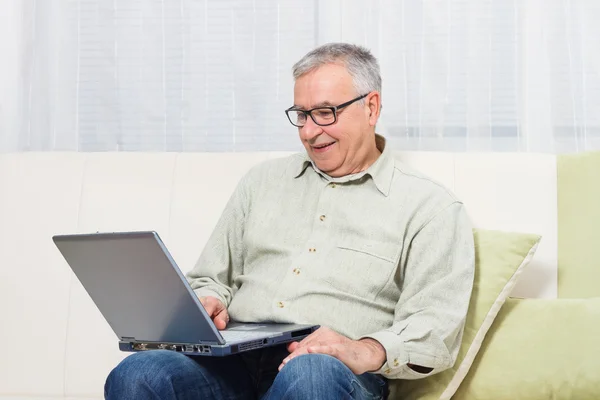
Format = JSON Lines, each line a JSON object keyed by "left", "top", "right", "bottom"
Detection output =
{"left": 214, "top": 308, "right": 229, "bottom": 330}
{"left": 296, "top": 337, "right": 322, "bottom": 351}
{"left": 286, "top": 341, "right": 299, "bottom": 352}
{"left": 299, "top": 326, "right": 325, "bottom": 342}
{"left": 278, "top": 347, "right": 310, "bottom": 371}
{"left": 301, "top": 329, "right": 344, "bottom": 351}
{"left": 199, "top": 297, "right": 217, "bottom": 316}
{"left": 199, "top": 296, "right": 207, "bottom": 308}
{"left": 295, "top": 337, "right": 310, "bottom": 349}
{"left": 307, "top": 344, "right": 336, "bottom": 357}
{"left": 293, "top": 329, "right": 323, "bottom": 350}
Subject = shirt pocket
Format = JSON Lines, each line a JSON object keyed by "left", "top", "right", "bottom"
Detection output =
{"left": 321, "top": 239, "right": 400, "bottom": 299}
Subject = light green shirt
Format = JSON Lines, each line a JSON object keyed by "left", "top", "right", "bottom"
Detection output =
{"left": 186, "top": 135, "right": 475, "bottom": 380}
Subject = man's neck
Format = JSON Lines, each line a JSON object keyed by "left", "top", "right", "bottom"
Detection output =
{"left": 351, "top": 145, "right": 382, "bottom": 175}
{"left": 327, "top": 143, "right": 382, "bottom": 178}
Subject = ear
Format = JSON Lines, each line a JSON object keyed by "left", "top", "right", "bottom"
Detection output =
{"left": 365, "top": 91, "right": 381, "bottom": 127}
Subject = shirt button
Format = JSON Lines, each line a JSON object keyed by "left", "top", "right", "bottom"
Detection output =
{"left": 319, "top": 215, "right": 326, "bottom": 221}
{"left": 277, "top": 301, "right": 285, "bottom": 308}
{"left": 309, "top": 248, "right": 316, "bottom": 252}
{"left": 393, "top": 358, "right": 399, "bottom": 367}
{"left": 384, "top": 368, "right": 391, "bottom": 374}
{"left": 293, "top": 268, "right": 301, "bottom": 275}
{"left": 329, "top": 183, "right": 337, "bottom": 188}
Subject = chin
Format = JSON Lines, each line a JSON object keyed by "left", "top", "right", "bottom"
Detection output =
{"left": 313, "top": 159, "right": 339, "bottom": 174}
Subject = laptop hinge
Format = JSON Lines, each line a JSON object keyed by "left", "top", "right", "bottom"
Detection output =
{"left": 121, "top": 336, "right": 136, "bottom": 340}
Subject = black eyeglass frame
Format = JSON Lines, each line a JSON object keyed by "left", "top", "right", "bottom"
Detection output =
{"left": 285, "top": 93, "right": 369, "bottom": 127}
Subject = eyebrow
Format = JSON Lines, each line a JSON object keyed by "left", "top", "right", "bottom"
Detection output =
{"left": 291, "top": 101, "right": 335, "bottom": 110}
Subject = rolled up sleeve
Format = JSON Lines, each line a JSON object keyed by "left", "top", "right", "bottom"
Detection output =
{"left": 361, "top": 201, "right": 475, "bottom": 380}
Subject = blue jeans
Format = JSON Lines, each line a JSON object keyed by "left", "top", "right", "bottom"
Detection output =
{"left": 105, "top": 345, "right": 388, "bottom": 399}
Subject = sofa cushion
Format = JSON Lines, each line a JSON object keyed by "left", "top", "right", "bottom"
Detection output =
{"left": 558, "top": 150, "right": 600, "bottom": 298}
{"left": 453, "top": 296, "right": 600, "bottom": 399}
{"left": 393, "top": 229, "right": 541, "bottom": 400}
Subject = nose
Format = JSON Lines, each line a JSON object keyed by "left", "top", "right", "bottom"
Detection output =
{"left": 299, "top": 117, "right": 323, "bottom": 141}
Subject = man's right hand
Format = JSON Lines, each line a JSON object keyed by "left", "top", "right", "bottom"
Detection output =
{"left": 199, "top": 296, "right": 229, "bottom": 330}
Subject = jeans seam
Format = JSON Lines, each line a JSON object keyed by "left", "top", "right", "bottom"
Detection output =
{"left": 350, "top": 377, "right": 384, "bottom": 400}
{"left": 348, "top": 385, "right": 356, "bottom": 398}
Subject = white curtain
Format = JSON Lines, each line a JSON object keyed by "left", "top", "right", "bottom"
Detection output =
{"left": 1, "top": 0, "right": 599, "bottom": 153}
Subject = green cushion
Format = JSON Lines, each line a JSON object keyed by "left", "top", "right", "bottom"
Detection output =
{"left": 558, "top": 151, "right": 600, "bottom": 298}
{"left": 392, "top": 229, "right": 541, "bottom": 400}
{"left": 453, "top": 297, "right": 600, "bottom": 399}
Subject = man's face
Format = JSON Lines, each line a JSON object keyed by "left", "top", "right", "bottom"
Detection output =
{"left": 293, "top": 63, "right": 376, "bottom": 177}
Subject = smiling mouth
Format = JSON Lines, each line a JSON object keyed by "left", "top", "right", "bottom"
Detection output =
{"left": 312, "top": 142, "right": 335, "bottom": 150}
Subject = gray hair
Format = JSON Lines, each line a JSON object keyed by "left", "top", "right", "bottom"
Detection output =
{"left": 292, "top": 43, "right": 382, "bottom": 101}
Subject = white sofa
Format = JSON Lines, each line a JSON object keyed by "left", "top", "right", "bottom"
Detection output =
{"left": 0, "top": 151, "right": 559, "bottom": 399}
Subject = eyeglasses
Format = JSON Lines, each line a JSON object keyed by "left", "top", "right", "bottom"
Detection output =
{"left": 285, "top": 93, "right": 369, "bottom": 127}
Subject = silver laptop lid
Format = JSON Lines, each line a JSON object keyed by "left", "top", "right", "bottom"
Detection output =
{"left": 53, "top": 231, "right": 225, "bottom": 345}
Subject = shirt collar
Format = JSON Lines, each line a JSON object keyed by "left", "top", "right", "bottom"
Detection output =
{"left": 293, "top": 134, "right": 394, "bottom": 197}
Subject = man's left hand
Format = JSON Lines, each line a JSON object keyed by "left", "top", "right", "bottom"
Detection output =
{"left": 278, "top": 327, "right": 386, "bottom": 375}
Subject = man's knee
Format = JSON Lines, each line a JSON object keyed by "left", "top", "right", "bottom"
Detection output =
{"left": 104, "top": 351, "right": 195, "bottom": 399}
{"left": 274, "top": 354, "right": 354, "bottom": 395}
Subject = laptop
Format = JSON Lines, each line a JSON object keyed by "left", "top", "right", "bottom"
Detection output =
{"left": 52, "top": 231, "right": 318, "bottom": 357}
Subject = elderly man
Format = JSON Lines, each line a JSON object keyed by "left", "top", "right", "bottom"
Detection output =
{"left": 105, "top": 43, "right": 475, "bottom": 400}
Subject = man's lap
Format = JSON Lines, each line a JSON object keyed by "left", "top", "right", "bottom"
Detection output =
{"left": 105, "top": 347, "right": 387, "bottom": 400}
{"left": 105, "top": 350, "right": 255, "bottom": 400}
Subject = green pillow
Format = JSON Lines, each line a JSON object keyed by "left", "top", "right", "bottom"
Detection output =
{"left": 391, "top": 229, "right": 541, "bottom": 400}
{"left": 453, "top": 297, "right": 600, "bottom": 399}
{"left": 558, "top": 151, "right": 600, "bottom": 298}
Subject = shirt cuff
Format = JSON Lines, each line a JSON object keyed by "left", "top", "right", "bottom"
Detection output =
{"left": 361, "top": 330, "right": 408, "bottom": 376}
{"left": 360, "top": 330, "right": 439, "bottom": 380}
